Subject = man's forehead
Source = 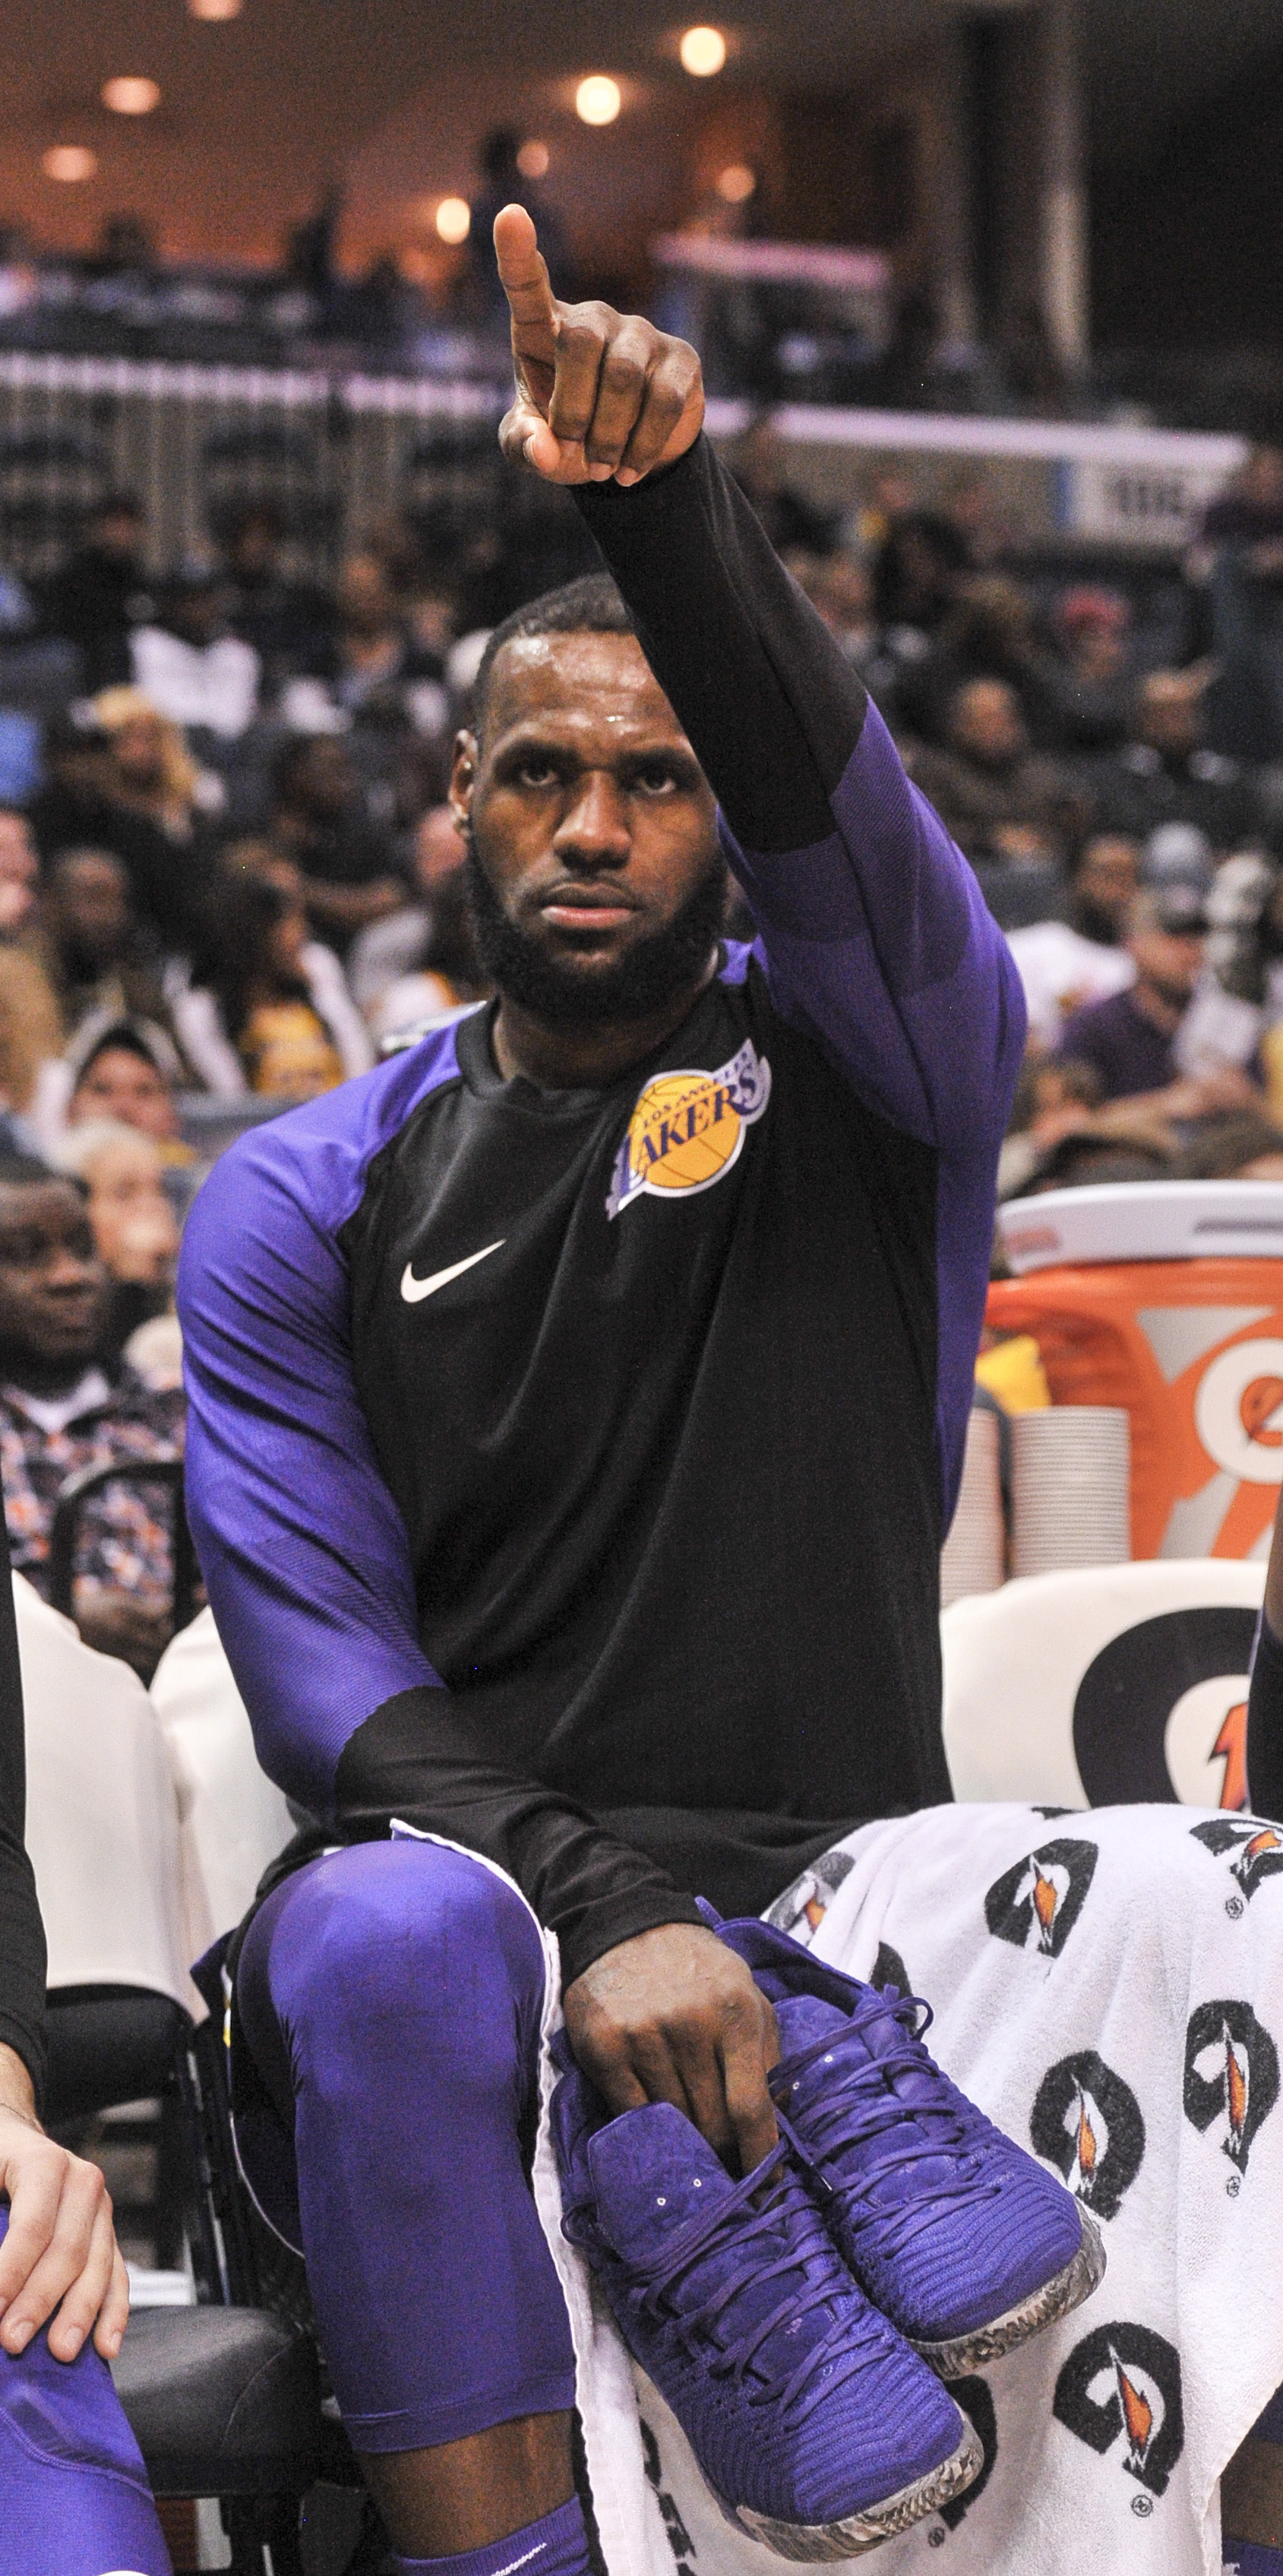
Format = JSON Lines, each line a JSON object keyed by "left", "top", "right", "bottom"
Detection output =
{"left": 484, "top": 628, "right": 688, "bottom": 745}
{"left": 0, "top": 1180, "right": 82, "bottom": 1227}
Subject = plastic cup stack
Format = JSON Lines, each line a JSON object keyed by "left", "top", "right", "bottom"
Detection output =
{"left": 1010, "top": 1405, "right": 1131, "bottom": 1577}
{"left": 941, "top": 1405, "right": 1006, "bottom": 1607}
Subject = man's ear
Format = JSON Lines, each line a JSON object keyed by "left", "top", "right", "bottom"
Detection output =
{"left": 449, "top": 729, "right": 479, "bottom": 830}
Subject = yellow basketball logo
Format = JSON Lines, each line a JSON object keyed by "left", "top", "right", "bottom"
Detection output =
{"left": 606, "top": 1038, "right": 771, "bottom": 1218}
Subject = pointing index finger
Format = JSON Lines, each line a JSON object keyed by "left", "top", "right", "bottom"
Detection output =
{"left": 493, "top": 204, "right": 558, "bottom": 337}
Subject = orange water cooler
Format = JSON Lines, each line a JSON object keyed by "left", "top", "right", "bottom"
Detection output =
{"left": 989, "top": 1182, "right": 1283, "bottom": 1561}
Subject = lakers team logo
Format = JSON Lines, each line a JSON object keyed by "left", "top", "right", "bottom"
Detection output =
{"left": 1183, "top": 1999, "right": 1278, "bottom": 2176}
{"left": 984, "top": 1837, "right": 1098, "bottom": 1958}
{"left": 1030, "top": 2052, "right": 1146, "bottom": 2220}
{"left": 1054, "top": 2322, "right": 1184, "bottom": 2498}
{"left": 605, "top": 1039, "right": 770, "bottom": 1219}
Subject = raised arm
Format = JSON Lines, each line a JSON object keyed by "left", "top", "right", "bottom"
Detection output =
{"left": 493, "top": 206, "right": 1025, "bottom": 1159}
{"left": 177, "top": 1059, "right": 700, "bottom": 1989}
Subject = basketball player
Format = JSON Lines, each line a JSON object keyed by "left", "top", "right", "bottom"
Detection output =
{"left": 178, "top": 207, "right": 1029, "bottom": 2570}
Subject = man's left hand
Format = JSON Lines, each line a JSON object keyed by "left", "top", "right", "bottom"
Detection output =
{"left": 494, "top": 205, "right": 704, "bottom": 490}
{"left": 563, "top": 1922, "right": 779, "bottom": 2176}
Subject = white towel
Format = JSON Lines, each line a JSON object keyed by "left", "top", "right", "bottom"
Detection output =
{"left": 532, "top": 1802, "right": 1283, "bottom": 2576}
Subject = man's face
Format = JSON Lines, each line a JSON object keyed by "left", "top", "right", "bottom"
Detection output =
{"left": 451, "top": 630, "right": 722, "bottom": 1022}
{"left": 295, "top": 738, "right": 356, "bottom": 819}
{"left": 0, "top": 1182, "right": 105, "bottom": 1369}
{"left": 111, "top": 716, "right": 166, "bottom": 790}
{"left": 1129, "top": 920, "right": 1205, "bottom": 1007}
{"left": 0, "top": 812, "right": 36, "bottom": 937}
{"left": 951, "top": 680, "right": 1025, "bottom": 768}
{"left": 50, "top": 852, "right": 131, "bottom": 962}
{"left": 71, "top": 1045, "right": 176, "bottom": 1141}
{"left": 1073, "top": 836, "right": 1139, "bottom": 940}
{"left": 92, "top": 509, "right": 142, "bottom": 564}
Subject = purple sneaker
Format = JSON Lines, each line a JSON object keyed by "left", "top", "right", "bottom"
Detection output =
{"left": 551, "top": 2047, "right": 981, "bottom": 2559}
{"left": 714, "top": 1914, "right": 1104, "bottom": 2380}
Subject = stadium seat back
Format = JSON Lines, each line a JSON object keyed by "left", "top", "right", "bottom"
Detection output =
{"left": 941, "top": 1557, "right": 1266, "bottom": 1810}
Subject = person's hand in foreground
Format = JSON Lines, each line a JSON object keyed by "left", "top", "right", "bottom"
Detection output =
{"left": 563, "top": 1922, "right": 780, "bottom": 2178}
{"left": 0, "top": 2040, "right": 128, "bottom": 2363}
{"left": 495, "top": 203, "right": 704, "bottom": 489}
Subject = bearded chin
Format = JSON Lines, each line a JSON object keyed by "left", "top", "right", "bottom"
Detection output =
{"left": 463, "top": 827, "right": 729, "bottom": 1028}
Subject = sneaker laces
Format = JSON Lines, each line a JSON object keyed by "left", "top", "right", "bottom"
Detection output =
{"left": 567, "top": 2133, "right": 895, "bottom": 2426}
{"left": 772, "top": 1992, "right": 997, "bottom": 2259}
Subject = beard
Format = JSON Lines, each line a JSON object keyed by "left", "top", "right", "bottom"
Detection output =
{"left": 463, "top": 826, "right": 728, "bottom": 1028}
{"left": 1070, "top": 896, "right": 1123, "bottom": 947}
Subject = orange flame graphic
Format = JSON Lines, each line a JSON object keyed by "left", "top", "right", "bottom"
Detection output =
{"left": 1245, "top": 1828, "right": 1281, "bottom": 1865}
{"left": 1033, "top": 1870, "right": 1058, "bottom": 1938}
{"left": 1225, "top": 2024, "right": 1249, "bottom": 2145}
{"left": 1213, "top": 1702, "right": 1250, "bottom": 1814}
{"left": 1114, "top": 2358, "right": 1155, "bottom": 2461}
{"left": 1076, "top": 2093, "right": 1098, "bottom": 2179}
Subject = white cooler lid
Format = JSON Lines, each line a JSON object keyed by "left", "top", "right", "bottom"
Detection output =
{"left": 997, "top": 1180, "right": 1283, "bottom": 1274}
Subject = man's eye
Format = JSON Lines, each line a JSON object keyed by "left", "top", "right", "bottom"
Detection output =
{"left": 633, "top": 766, "right": 678, "bottom": 796}
{"left": 515, "top": 757, "right": 561, "bottom": 789}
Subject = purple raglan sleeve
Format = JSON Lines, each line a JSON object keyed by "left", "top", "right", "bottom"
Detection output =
{"left": 575, "top": 438, "right": 1027, "bottom": 1519}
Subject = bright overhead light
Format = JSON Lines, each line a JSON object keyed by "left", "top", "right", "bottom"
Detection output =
{"left": 102, "top": 76, "right": 161, "bottom": 115}
{"left": 680, "top": 25, "right": 727, "bottom": 75}
{"left": 188, "top": 0, "right": 243, "bottom": 16}
{"left": 517, "top": 139, "right": 549, "bottom": 179}
{"left": 435, "top": 197, "right": 471, "bottom": 245}
{"left": 575, "top": 76, "right": 621, "bottom": 126}
{"left": 716, "top": 161, "right": 756, "bottom": 203}
{"left": 42, "top": 144, "right": 96, "bottom": 182}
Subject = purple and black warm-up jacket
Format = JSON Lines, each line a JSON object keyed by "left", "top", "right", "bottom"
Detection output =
{"left": 179, "top": 435, "right": 1025, "bottom": 1983}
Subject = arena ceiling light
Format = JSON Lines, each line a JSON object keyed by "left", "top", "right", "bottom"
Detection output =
{"left": 575, "top": 76, "right": 621, "bottom": 126}
{"left": 716, "top": 162, "right": 756, "bottom": 202}
{"left": 188, "top": 0, "right": 243, "bottom": 15}
{"left": 435, "top": 198, "right": 471, "bottom": 245}
{"left": 42, "top": 144, "right": 96, "bottom": 182}
{"left": 679, "top": 26, "right": 727, "bottom": 76}
{"left": 517, "top": 140, "right": 549, "bottom": 179}
{"left": 102, "top": 76, "right": 161, "bottom": 115}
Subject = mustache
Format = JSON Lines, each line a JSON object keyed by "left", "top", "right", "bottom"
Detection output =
{"left": 462, "top": 824, "right": 728, "bottom": 1029}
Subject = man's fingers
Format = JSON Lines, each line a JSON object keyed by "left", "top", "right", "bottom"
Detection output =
{"left": 582, "top": 323, "right": 659, "bottom": 472}
{"left": 0, "top": 2163, "right": 106, "bottom": 2352}
{"left": 618, "top": 346, "right": 704, "bottom": 481}
{"left": 720, "top": 2002, "right": 780, "bottom": 2177}
{"left": 0, "top": 2160, "right": 62, "bottom": 2313}
{"left": 546, "top": 309, "right": 613, "bottom": 451}
{"left": 494, "top": 205, "right": 558, "bottom": 350}
{"left": 92, "top": 2241, "right": 131, "bottom": 2362}
{"left": 46, "top": 2203, "right": 120, "bottom": 2363}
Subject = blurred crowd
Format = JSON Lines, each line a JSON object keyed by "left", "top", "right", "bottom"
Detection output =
{"left": 0, "top": 423, "right": 1282, "bottom": 1669}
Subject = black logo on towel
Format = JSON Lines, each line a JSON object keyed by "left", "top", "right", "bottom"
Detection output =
{"left": 871, "top": 1940, "right": 911, "bottom": 1997}
{"left": 937, "top": 2377, "right": 997, "bottom": 2531}
{"left": 1030, "top": 2052, "right": 1146, "bottom": 2220}
{"left": 1054, "top": 2323, "right": 1184, "bottom": 2498}
{"left": 1183, "top": 2000, "right": 1279, "bottom": 2175}
{"left": 1072, "top": 1609, "right": 1256, "bottom": 1804}
{"left": 763, "top": 1845, "right": 855, "bottom": 1942}
{"left": 984, "top": 1838, "right": 1098, "bottom": 1958}
{"left": 1190, "top": 1817, "right": 1283, "bottom": 1902}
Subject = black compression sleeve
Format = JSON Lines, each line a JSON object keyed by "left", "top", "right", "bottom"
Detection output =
{"left": 573, "top": 435, "right": 868, "bottom": 853}
{"left": 1247, "top": 1613, "right": 1283, "bottom": 1823}
{"left": 0, "top": 1509, "right": 46, "bottom": 2105}
{"left": 334, "top": 1686, "right": 703, "bottom": 1989}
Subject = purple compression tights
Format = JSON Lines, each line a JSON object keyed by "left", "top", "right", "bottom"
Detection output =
{"left": 0, "top": 2211, "right": 171, "bottom": 2576}
{"left": 235, "top": 1838, "right": 578, "bottom": 2454}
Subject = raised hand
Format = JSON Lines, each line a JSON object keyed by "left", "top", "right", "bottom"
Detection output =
{"left": 494, "top": 204, "right": 704, "bottom": 488}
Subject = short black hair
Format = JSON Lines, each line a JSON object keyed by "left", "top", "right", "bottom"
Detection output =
{"left": 470, "top": 573, "right": 636, "bottom": 739}
{"left": 0, "top": 1149, "right": 60, "bottom": 1189}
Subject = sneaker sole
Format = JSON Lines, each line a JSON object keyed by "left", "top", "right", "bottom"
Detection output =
{"left": 911, "top": 2208, "right": 1107, "bottom": 2379}
{"left": 717, "top": 2414, "right": 984, "bottom": 2561}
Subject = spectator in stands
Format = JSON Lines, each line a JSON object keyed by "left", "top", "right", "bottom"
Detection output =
{"left": 0, "top": 812, "right": 62, "bottom": 1132}
{"left": 307, "top": 552, "right": 444, "bottom": 738}
{"left": 36, "top": 848, "right": 170, "bottom": 1042}
{"left": 1057, "top": 884, "right": 1257, "bottom": 1127}
{"left": 1006, "top": 832, "right": 1140, "bottom": 1051}
{"left": 219, "top": 503, "right": 335, "bottom": 686}
{"left": 906, "top": 678, "right": 1077, "bottom": 870}
{"left": 1194, "top": 444, "right": 1283, "bottom": 763}
{"left": 902, "top": 574, "right": 1063, "bottom": 747}
{"left": 30, "top": 706, "right": 216, "bottom": 953}
{"left": 1047, "top": 587, "right": 1136, "bottom": 754}
{"left": 38, "top": 492, "right": 151, "bottom": 692}
{"left": 1176, "top": 1111, "right": 1283, "bottom": 1181}
{"left": 52, "top": 1120, "right": 179, "bottom": 1368}
{"left": 129, "top": 568, "right": 260, "bottom": 747}
{"left": 65, "top": 1021, "right": 190, "bottom": 1160}
{"left": 871, "top": 509, "right": 969, "bottom": 644}
{"left": 175, "top": 868, "right": 373, "bottom": 1099}
{"left": 347, "top": 799, "right": 463, "bottom": 1019}
{"left": 0, "top": 1154, "right": 182, "bottom": 1674}
{"left": 265, "top": 732, "right": 407, "bottom": 952}
{"left": 731, "top": 417, "right": 839, "bottom": 558}
{"left": 364, "top": 861, "right": 490, "bottom": 1044}
{"left": 1093, "top": 668, "right": 1263, "bottom": 854}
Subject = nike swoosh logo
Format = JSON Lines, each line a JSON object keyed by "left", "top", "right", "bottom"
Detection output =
{"left": 400, "top": 1239, "right": 505, "bottom": 1304}
{"left": 491, "top": 2547, "right": 547, "bottom": 2576}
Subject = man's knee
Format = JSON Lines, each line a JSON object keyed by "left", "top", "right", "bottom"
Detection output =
{"left": 252, "top": 1838, "right": 546, "bottom": 2090}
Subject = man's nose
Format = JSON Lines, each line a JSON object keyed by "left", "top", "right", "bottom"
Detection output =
{"left": 552, "top": 770, "right": 632, "bottom": 866}
{"left": 44, "top": 1250, "right": 95, "bottom": 1290}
